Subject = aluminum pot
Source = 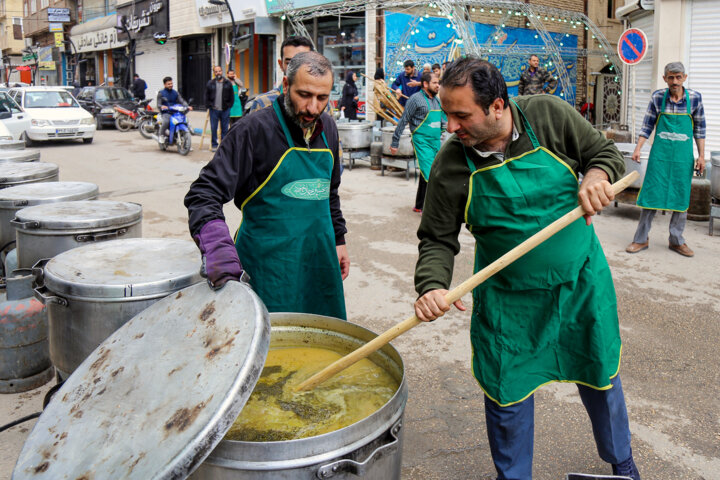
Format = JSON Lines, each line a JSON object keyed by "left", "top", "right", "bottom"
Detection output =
{"left": 337, "top": 122, "right": 373, "bottom": 150}
{"left": 0, "top": 161, "right": 58, "bottom": 190}
{"left": 0, "top": 139, "right": 26, "bottom": 150}
{"left": 711, "top": 151, "right": 720, "bottom": 200}
{"left": 33, "top": 238, "right": 203, "bottom": 379}
{"left": 12, "top": 200, "right": 142, "bottom": 269}
{"left": 0, "top": 149, "right": 40, "bottom": 163}
{"left": 614, "top": 142, "right": 649, "bottom": 189}
{"left": 382, "top": 126, "right": 413, "bottom": 156}
{"left": 0, "top": 181, "right": 98, "bottom": 252}
{"left": 192, "top": 312, "right": 408, "bottom": 480}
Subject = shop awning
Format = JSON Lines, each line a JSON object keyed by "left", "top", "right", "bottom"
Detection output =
{"left": 69, "top": 14, "right": 129, "bottom": 53}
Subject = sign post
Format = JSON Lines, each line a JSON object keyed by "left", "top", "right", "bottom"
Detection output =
{"left": 617, "top": 28, "right": 648, "bottom": 141}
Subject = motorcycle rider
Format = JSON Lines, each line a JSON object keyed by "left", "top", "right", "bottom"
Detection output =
{"left": 156, "top": 76, "right": 192, "bottom": 143}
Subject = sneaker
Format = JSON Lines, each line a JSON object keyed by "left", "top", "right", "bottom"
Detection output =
{"left": 669, "top": 243, "right": 694, "bottom": 257}
{"left": 612, "top": 451, "right": 641, "bottom": 480}
{"left": 412, "top": 207, "right": 422, "bottom": 213}
{"left": 210, "top": 146, "right": 217, "bottom": 152}
{"left": 625, "top": 242, "right": 648, "bottom": 253}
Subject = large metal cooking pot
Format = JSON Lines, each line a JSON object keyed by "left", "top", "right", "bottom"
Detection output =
{"left": 0, "top": 161, "right": 58, "bottom": 189}
{"left": 382, "top": 126, "right": 413, "bottom": 156}
{"left": 711, "top": 151, "right": 720, "bottom": 200}
{"left": 193, "top": 312, "right": 408, "bottom": 479}
{"left": 0, "top": 140, "right": 26, "bottom": 150}
{"left": 0, "top": 181, "right": 98, "bottom": 251}
{"left": 12, "top": 200, "right": 142, "bottom": 269}
{"left": 614, "top": 142, "right": 649, "bottom": 189}
{"left": 337, "top": 122, "right": 373, "bottom": 150}
{"left": 33, "top": 238, "right": 203, "bottom": 379}
{"left": 0, "top": 149, "right": 40, "bottom": 163}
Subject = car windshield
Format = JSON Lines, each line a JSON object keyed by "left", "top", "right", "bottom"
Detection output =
{"left": 0, "top": 92, "right": 22, "bottom": 114}
{"left": 95, "top": 88, "right": 131, "bottom": 102}
{"left": 24, "top": 91, "right": 78, "bottom": 108}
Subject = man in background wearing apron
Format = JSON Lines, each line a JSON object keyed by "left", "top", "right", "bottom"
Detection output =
{"left": 390, "top": 71, "right": 446, "bottom": 212}
{"left": 626, "top": 62, "right": 706, "bottom": 257}
{"left": 413, "top": 57, "right": 640, "bottom": 479}
{"left": 184, "top": 52, "right": 349, "bottom": 320}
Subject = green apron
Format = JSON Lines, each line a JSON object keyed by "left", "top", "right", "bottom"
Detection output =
{"left": 464, "top": 101, "right": 621, "bottom": 407}
{"left": 411, "top": 92, "right": 444, "bottom": 180}
{"left": 234, "top": 100, "right": 346, "bottom": 319}
{"left": 636, "top": 89, "right": 695, "bottom": 212}
{"left": 230, "top": 83, "right": 243, "bottom": 118}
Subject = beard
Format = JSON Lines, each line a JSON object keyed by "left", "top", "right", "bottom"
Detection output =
{"left": 284, "top": 88, "right": 322, "bottom": 129}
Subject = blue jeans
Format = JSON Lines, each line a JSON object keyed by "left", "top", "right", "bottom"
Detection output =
{"left": 485, "top": 375, "right": 632, "bottom": 480}
{"left": 209, "top": 108, "right": 230, "bottom": 147}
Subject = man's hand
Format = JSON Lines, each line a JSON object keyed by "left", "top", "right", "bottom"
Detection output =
{"left": 161, "top": 106, "right": 168, "bottom": 110}
{"left": 695, "top": 157, "right": 706, "bottom": 175}
{"left": 578, "top": 168, "right": 614, "bottom": 225}
{"left": 414, "top": 289, "right": 466, "bottom": 322}
{"left": 407, "top": 80, "right": 421, "bottom": 87}
{"left": 188, "top": 106, "right": 193, "bottom": 111}
{"left": 337, "top": 245, "right": 350, "bottom": 280}
{"left": 631, "top": 148, "right": 642, "bottom": 163}
{"left": 394, "top": 89, "right": 402, "bottom": 98}
{"left": 390, "top": 147, "right": 398, "bottom": 155}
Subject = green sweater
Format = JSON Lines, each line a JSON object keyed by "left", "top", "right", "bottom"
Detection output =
{"left": 414, "top": 94, "right": 625, "bottom": 296}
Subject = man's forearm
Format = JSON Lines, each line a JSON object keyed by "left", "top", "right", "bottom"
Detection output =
{"left": 695, "top": 138, "right": 705, "bottom": 159}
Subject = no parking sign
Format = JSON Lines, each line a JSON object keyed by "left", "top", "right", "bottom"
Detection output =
{"left": 617, "top": 28, "right": 648, "bottom": 65}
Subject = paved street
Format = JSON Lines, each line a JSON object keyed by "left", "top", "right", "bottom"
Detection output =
{"left": 1, "top": 123, "right": 719, "bottom": 479}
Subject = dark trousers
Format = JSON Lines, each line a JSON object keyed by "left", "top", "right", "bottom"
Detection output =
{"left": 230, "top": 116, "right": 242, "bottom": 127}
{"left": 485, "top": 375, "right": 632, "bottom": 479}
{"left": 415, "top": 175, "right": 427, "bottom": 210}
{"left": 209, "top": 108, "right": 230, "bottom": 147}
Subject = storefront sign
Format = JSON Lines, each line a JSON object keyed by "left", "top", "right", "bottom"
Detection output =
{"left": 49, "top": 23, "right": 64, "bottom": 32}
{"left": 117, "top": 0, "right": 169, "bottom": 41}
{"left": 71, "top": 27, "right": 129, "bottom": 53}
{"left": 195, "top": 0, "right": 267, "bottom": 28}
{"left": 264, "top": 0, "right": 337, "bottom": 15}
{"left": 39, "top": 61, "right": 56, "bottom": 70}
{"left": 54, "top": 32, "right": 64, "bottom": 47}
{"left": 48, "top": 7, "right": 71, "bottom": 22}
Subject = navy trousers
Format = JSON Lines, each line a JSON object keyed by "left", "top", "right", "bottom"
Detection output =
{"left": 484, "top": 375, "right": 632, "bottom": 480}
{"left": 209, "top": 108, "right": 230, "bottom": 148}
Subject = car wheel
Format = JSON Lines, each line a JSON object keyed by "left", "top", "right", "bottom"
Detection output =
{"left": 83, "top": 137, "right": 93, "bottom": 144}
{"left": 23, "top": 132, "right": 33, "bottom": 147}
{"left": 95, "top": 116, "right": 103, "bottom": 130}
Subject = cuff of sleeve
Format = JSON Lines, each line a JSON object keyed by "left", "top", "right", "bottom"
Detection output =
{"left": 390, "top": 141, "right": 399, "bottom": 148}
{"left": 587, "top": 165, "right": 615, "bottom": 183}
{"left": 335, "top": 235, "right": 346, "bottom": 246}
{"left": 418, "top": 282, "right": 448, "bottom": 298}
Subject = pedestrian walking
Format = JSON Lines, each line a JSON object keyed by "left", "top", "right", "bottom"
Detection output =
{"left": 339, "top": 71, "right": 358, "bottom": 120}
{"left": 131, "top": 73, "right": 147, "bottom": 100}
{"left": 518, "top": 54, "right": 557, "bottom": 95}
{"left": 227, "top": 69, "right": 245, "bottom": 126}
{"left": 391, "top": 60, "right": 422, "bottom": 106}
{"left": 205, "top": 65, "right": 234, "bottom": 151}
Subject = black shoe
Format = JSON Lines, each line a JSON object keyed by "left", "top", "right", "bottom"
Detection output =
{"left": 612, "top": 451, "right": 641, "bottom": 480}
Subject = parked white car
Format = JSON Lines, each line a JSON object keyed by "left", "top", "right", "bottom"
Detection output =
{"left": 7, "top": 87, "right": 96, "bottom": 145}
{"left": 0, "top": 91, "right": 31, "bottom": 141}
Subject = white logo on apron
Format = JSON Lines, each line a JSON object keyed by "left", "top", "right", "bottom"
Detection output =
{"left": 658, "top": 131, "right": 689, "bottom": 142}
{"left": 429, "top": 121, "right": 441, "bottom": 129}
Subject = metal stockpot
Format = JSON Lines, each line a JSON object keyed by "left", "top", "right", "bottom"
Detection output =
{"left": 711, "top": 151, "right": 720, "bottom": 200}
{"left": 0, "top": 181, "right": 98, "bottom": 251}
{"left": 0, "top": 139, "right": 26, "bottom": 150}
{"left": 0, "top": 149, "right": 40, "bottom": 163}
{"left": 337, "top": 122, "right": 373, "bottom": 150}
{"left": 0, "top": 161, "right": 58, "bottom": 189}
{"left": 12, "top": 200, "right": 142, "bottom": 269}
{"left": 614, "top": 142, "right": 649, "bottom": 189}
{"left": 382, "top": 126, "right": 413, "bottom": 156}
{"left": 33, "top": 238, "right": 203, "bottom": 379}
{"left": 193, "top": 312, "right": 408, "bottom": 480}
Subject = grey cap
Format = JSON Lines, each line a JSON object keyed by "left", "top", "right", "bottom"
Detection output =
{"left": 664, "top": 62, "right": 685, "bottom": 75}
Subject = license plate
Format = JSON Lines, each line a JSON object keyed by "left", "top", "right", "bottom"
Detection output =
{"left": 56, "top": 128, "right": 78, "bottom": 134}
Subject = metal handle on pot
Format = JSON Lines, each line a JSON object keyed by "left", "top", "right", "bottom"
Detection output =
{"left": 316, "top": 419, "right": 403, "bottom": 479}
{"left": 10, "top": 219, "right": 40, "bottom": 229}
{"left": 33, "top": 284, "right": 68, "bottom": 307}
{"left": 75, "top": 228, "right": 128, "bottom": 242}
{"left": 31, "top": 258, "right": 51, "bottom": 285}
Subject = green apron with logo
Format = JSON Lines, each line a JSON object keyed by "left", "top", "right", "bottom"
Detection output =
{"left": 230, "top": 83, "right": 243, "bottom": 118}
{"left": 464, "top": 100, "right": 621, "bottom": 406}
{"left": 411, "top": 92, "right": 444, "bottom": 180}
{"left": 636, "top": 89, "right": 695, "bottom": 212}
{"left": 234, "top": 100, "right": 346, "bottom": 319}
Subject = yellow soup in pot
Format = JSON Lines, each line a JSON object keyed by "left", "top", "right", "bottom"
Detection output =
{"left": 225, "top": 346, "right": 399, "bottom": 442}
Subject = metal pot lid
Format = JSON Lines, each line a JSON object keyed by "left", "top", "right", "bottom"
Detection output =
{"left": 337, "top": 121, "right": 373, "bottom": 130}
{"left": 14, "top": 200, "right": 142, "bottom": 231}
{"left": 12, "top": 280, "right": 271, "bottom": 480}
{"left": 0, "top": 182, "right": 98, "bottom": 208}
{"left": 0, "top": 149, "right": 41, "bottom": 162}
{"left": 0, "top": 139, "right": 25, "bottom": 150}
{"left": 381, "top": 126, "right": 410, "bottom": 134}
{"left": 0, "top": 162, "right": 58, "bottom": 184}
{"left": 43, "top": 238, "right": 202, "bottom": 298}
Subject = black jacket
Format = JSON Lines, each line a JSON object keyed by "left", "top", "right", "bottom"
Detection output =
{"left": 184, "top": 94, "right": 346, "bottom": 244}
{"left": 132, "top": 78, "right": 147, "bottom": 99}
{"left": 205, "top": 77, "right": 234, "bottom": 111}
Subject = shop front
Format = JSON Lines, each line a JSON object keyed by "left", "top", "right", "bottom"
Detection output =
{"left": 69, "top": 15, "right": 129, "bottom": 87}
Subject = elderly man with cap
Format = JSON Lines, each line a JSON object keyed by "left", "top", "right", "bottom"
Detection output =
{"left": 185, "top": 51, "right": 349, "bottom": 319}
{"left": 626, "top": 61, "right": 706, "bottom": 257}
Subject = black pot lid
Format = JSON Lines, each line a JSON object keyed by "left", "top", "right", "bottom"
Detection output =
{"left": 12, "top": 280, "right": 271, "bottom": 479}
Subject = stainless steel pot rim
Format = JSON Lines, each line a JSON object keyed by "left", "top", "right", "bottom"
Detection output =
{"left": 0, "top": 150, "right": 41, "bottom": 161}
{"left": 337, "top": 122, "right": 373, "bottom": 130}
{"left": 381, "top": 126, "right": 410, "bottom": 133}
{"left": 0, "top": 162, "right": 58, "bottom": 183}
{"left": 14, "top": 200, "right": 142, "bottom": 230}
{"left": 0, "top": 182, "right": 99, "bottom": 209}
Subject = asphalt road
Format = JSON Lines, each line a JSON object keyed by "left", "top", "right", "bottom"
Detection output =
{"left": 1, "top": 123, "right": 718, "bottom": 479}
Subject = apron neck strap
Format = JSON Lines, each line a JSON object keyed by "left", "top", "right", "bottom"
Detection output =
{"left": 273, "top": 99, "right": 295, "bottom": 148}
{"left": 510, "top": 99, "right": 540, "bottom": 149}
{"left": 685, "top": 89, "right": 691, "bottom": 114}
{"left": 320, "top": 131, "right": 329, "bottom": 150}
{"left": 422, "top": 90, "right": 432, "bottom": 109}
{"left": 661, "top": 88, "right": 691, "bottom": 114}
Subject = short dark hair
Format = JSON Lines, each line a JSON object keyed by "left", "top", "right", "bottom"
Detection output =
{"left": 432, "top": 63, "right": 441, "bottom": 70}
{"left": 280, "top": 36, "right": 314, "bottom": 59}
{"left": 403, "top": 59, "right": 415, "bottom": 68}
{"left": 163, "top": 76, "right": 172, "bottom": 84}
{"left": 440, "top": 56, "right": 508, "bottom": 113}
{"left": 420, "top": 71, "right": 434, "bottom": 86}
{"left": 287, "top": 51, "right": 333, "bottom": 86}
{"left": 529, "top": 54, "right": 538, "bottom": 60}
{"left": 133, "top": 73, "right": 139, "bottom": 78}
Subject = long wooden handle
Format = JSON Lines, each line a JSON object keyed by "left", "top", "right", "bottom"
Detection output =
{"left": 295, "top": 171, "right": 639, "bottom": 392}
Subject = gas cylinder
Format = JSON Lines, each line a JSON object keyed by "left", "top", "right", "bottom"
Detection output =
{"left": 688, "top": 177, "right": 712, "bottom": 221}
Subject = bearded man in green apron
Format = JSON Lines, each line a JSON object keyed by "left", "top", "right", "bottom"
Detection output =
{"left": 626, "top": 62, "right": 706, "bottom": 258}
{"left": 413, "top": 57, "right": 640, "bottom": 479}
{"left": 390, "top": 71, "right": 446, "bottom": 212}
{"left": 185, "top": 51, "right": 349, "bottom": 320}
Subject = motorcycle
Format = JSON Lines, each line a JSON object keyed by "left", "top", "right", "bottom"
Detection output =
{"left": 153, "top": 104, "right": 192, "bottom": 156}
{"left": 113, "top": 99, "right": 153, "bottom": 132}
{"left": 138, "top": 111, "right": 158, "bottom": 139}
